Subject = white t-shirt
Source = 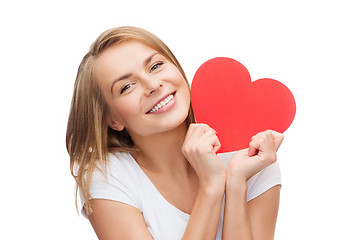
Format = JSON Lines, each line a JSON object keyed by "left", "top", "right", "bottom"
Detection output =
{"left": 81, "top": 151, "right": 281, "bottom": 240}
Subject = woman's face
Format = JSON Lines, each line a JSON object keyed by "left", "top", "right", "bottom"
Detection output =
{"left": 95, "top": 40, "right": 191, "bottom": 138}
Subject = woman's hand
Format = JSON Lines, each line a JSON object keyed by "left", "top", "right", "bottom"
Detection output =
{"left": 182, "top": 123, "right": 226, "bottom": 188}
{"left": 227, "top": 130, "right": 284, "bottom": 182}
{"left": 181, "top": 124, "right": 226, "bottom": 239}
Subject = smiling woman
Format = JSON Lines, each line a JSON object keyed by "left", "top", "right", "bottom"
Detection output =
{"left": 95, "top": 40, "right": 191, "bottom": 137}
{"left": 66, "top": 26, "right": 283, "bottom": 240}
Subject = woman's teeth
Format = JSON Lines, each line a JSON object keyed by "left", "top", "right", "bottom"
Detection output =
{"left": 149, "top": 94, "right": 174, "bottom": 113}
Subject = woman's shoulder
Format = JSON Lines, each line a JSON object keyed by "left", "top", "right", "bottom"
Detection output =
{"left": 88, "top": 151, "right": 143, "bottom": 195}
{"left": 94, "top": 151, "right": 140, "bottom": 180}
{"left": 87, "top": 151, "right": 143, "bottom": 211}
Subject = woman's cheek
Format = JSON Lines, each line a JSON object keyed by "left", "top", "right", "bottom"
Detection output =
{"left": 120, "top": 99, "right": 139, "bottom": 116}
{"left": 111, "top": 99, "right": 139, "bottom": 125}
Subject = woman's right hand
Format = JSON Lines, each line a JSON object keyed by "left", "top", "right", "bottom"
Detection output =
{"left": 182, "top": 123, "right": 226, "bottom": 188}
{"left": 226, "top": 130, "right": 284, "bottom": 182}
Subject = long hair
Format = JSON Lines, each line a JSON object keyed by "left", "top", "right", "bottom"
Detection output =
{"left": 66, "top": 26, "right": 195, "bottom": 215}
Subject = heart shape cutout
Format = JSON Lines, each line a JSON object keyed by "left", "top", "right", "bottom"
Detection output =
{"left": 191, "top": 57, "right": 296, "bottom": 153}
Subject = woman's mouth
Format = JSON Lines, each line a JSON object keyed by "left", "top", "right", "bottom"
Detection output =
{"left": 147, "top": 92, "right": 176, "bottom": 114}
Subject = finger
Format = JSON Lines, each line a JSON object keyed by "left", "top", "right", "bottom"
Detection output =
{"left": 259, "top": 130, "right": 275, "bottom": 152}
{"left": 249, "top": 131, "right": 266, "bottom": 155}
{"left": 195, "top": 124, "right": 217, "bottom": 141}
{"left": 187, "top": 123, "right": 206, "bottom": 137}
{"left": 251, "top": 130, "right": 268, "bottom": 140}
{"left": 248, "top": 139, "right": 260, "bottom": 157}
{"left": 195, "top": 131, "right": 221, "bottom": 153}
{"left": 270, "top": 131, "right": 284, "bottom": 151}
{"left": 261, "top": 130, "right": 284, "bottom": 151}
{"left": 186, "top": 123, "right": 198, "bottom": 139}
{"left": 249, "top": 130, "right": 275, "bottom": 156}
{"left": 184, "top": 124, "right": 217, "bottom": 153}
{"left": 212, "top": 136, "right": 221, "bottom": 153}
{"left": 198, "top": 123, "right": 216, "bottom": 134}
{"left": 184, "top": 124, "right": 209, "bottom": 145}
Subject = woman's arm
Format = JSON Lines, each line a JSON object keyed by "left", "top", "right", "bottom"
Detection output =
{"left": 222, "top": 179, "right": 280, "bottom": 240}
{"left": 248, "top": 185, "right": 280, "bottom": 239}
{"left": 222, "top": 130, "right": 283, "bottom": 240}
{"left": 181, "top": 123, "right": 227, "bottom": 239}
{"left": 88, "top": 199, "right": 154, "bottom": 240}
{"left": 88, "top": 124, "right": 226, "bottom": 240}
{"left": 223, "top": 178, "right": 254, "bottom": 240}
{"left": 182, "top": 180, "right": 225, "bottom": 239}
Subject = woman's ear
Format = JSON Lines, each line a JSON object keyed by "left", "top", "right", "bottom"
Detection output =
{"left": 109, "top": 120, "right": 125, "bottom": 131}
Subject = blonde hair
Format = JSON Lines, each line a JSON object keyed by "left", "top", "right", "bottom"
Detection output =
{"left": 66, "top": 26, "right": 195, "bottom": 215}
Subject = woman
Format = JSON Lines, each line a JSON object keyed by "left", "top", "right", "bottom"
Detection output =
{"left": 66, "top": 26, "right": 283, "bottom": 240}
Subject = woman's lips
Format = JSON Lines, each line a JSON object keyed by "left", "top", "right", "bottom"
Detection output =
{"left": 146, "top": 92, "right": 176, "bottom": 114}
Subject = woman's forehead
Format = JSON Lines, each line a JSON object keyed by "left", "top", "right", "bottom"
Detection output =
{"left": 95, "top": 40, "right": 162, "bottom": 88}
{"left": 99, "top": 40, "right": 157, "bottom": 63}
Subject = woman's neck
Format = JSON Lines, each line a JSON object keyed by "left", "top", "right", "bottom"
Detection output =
{"left": 130, "top": 122, "right": 190, "bottom": 176}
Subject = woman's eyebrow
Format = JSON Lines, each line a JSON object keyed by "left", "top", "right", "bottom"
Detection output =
{"left": 110, "top": 52, "right": 160, "bottom": 93}
{"left": 143, "top": 52, "right": 159, "bottom": 66}
{"left": 110, "top": 73, "right": 132, "bottom": 93}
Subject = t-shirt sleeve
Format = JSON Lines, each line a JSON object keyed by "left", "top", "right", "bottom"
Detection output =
{"left": 246, "top": 162, "right": 281, "bottom": 201}
{"left": 80, "top": 153, "right": 141, "bottom": 217}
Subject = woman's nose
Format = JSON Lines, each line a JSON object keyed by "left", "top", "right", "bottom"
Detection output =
{"left": 143, "top": 76, "right": 163, "bottom": 96}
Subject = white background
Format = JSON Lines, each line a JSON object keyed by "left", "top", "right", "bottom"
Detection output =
{"left": 1, "top": 0, "right": 350, "bottom": 239}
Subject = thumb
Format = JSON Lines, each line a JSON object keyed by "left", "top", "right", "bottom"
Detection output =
{"left": 213, "top": 138, "right": 221, "bottom": 153}
{"left": 248, "top": 140, "right": 260, "bottom": 157}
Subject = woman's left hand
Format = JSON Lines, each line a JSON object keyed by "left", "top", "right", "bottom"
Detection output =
{"left": 226, "top": 130, "right": 284, "bottom": 182}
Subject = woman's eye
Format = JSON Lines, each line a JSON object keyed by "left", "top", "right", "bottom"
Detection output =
{"left": 120, "top": 83, "right": 133, "bottom": 94}
{"left": 150, "top": 62, "right": 163, "bottom": 72}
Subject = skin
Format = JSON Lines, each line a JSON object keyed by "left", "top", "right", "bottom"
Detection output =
{"left": 89, "top": 40, "right": 284, "bottom": 240}
{"left": 222, "top": 130, "right": 283, "bottom": 239}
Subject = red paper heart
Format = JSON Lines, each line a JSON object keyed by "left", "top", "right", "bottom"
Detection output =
{"left": 191, "top": 57, "right": 296, "bottom": 153}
